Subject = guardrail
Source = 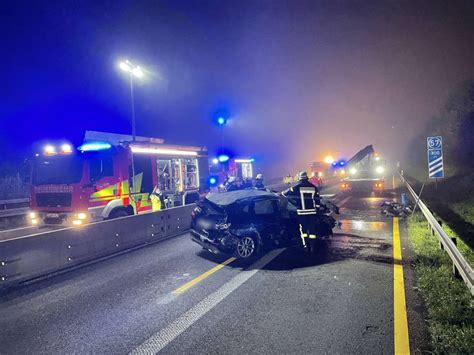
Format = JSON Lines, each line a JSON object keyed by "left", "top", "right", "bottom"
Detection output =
{"left": 0, "top": 198, "right": 30, "bottom": 219}
{"left": 401, "top": 174, "right": 473, "bottom": 295}
{"left": 0, "top": 204, "right": 195, "bottom": 289}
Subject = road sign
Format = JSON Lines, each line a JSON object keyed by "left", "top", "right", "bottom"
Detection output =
{"left": 427, "top": 136, "right": 444, "bottom": 178}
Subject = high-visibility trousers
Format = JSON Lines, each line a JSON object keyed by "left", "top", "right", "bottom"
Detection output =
{"left": 297, "top": 213, "right": 317, "bottom": 246}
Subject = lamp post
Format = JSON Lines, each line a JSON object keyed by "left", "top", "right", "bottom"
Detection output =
{"left": 118, "top": 60, "right": 145, "bottom": 208}
{"left": 217, "top": 116, "right": 226, "bottom": 153}
{"left": 118, "top": 60, "right": 145, "bottom": 142}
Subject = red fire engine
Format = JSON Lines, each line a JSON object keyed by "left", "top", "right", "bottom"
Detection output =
{"left": 29, "top": 131, "right": 209, "bottom": 226}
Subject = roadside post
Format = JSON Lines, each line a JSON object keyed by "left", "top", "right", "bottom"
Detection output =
{"left": 427, "top": 136, "right": 444, "bottom": 188}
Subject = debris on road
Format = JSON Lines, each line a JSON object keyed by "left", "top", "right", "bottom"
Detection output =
{"left": 380, "top": 200, "right": 412, "bottom": 217}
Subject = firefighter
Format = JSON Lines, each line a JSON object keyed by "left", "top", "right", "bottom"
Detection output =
{"left": 255, "top": 174, "right": 265, "bottom": 189}
{"left": 150, "top": 186, "right": 164, "bottom": 211}
{"left": 224, "top": 176, "right": 239, "bottom": 192}
{"left": 282, "top": 171, "right": 321, "bottom": 252}
{"left": 240, "top": 177, "right": 253, "bottom": 189}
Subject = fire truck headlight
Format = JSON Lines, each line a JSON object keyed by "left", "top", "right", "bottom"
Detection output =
{"left": 375, "top": 166, "right": 385, "bottom": 174}
{"left": 31, "top": 218, "right": 38, "bottom": 225}
{"left": 61, "top": 144, "right": 73, "bottom": 153}
{"left": 44, "top": 145, "right": 56, "bottom": 155}
{"left": 349, "top": 168, "right": 357, "bottom": 175}
{"left": 29, "top": 212, "right": 36, "bottom": 219}
{"left": 72, "top": 220, "right": 83, "bottom": 226}
{"left": 77, "top": 212, "right": 87, "bottom": 220}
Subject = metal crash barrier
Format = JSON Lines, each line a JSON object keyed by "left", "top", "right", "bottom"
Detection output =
{"left": 401, "top": 174, "right": 473, "bottom": 295}
{"left": 0, "top": 204, "right": 195, "bottom": 288}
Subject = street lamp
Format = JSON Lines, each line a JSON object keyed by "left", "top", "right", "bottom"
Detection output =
{"left": 118, "top": 60, "right": 146, "bottom": 141}
{"left": 217, "top": 116, "right": 227, "bottom": 153}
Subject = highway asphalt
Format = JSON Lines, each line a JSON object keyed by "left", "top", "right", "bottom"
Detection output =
{"left": 0, "top": 191, "right": 424, "bottom": 354}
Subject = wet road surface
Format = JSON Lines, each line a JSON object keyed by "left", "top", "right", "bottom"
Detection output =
{"left": 0, "top": 192, "right": 413, "bottom": 354}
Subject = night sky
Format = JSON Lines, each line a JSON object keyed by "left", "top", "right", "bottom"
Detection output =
{"left": 2, "top": 0, "right": 474, "bottom": 176}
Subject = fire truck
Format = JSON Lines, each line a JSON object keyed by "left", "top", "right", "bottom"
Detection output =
{"left": 209, "top": 157, "right": 255, "bottom": 190}
{"left": 29, "top": 131, "right": 209, "bottom": 226}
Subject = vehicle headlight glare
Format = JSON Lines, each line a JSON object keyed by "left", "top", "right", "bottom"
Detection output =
{"left": 376, "top": 166, "right": 385, "bottom": 174}
{"left": 29, "top": 212, "right": 36, "bottom": 219}
{"left": 77, "top": 212, "right": 87, "bottom": 220}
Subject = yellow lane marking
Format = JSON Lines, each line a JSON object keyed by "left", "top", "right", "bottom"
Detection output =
{"left": 393, "top": 217, "right": 410, "bottom": 355}
{"left": 172, "top": 257, "right": 236, "bottom": 295}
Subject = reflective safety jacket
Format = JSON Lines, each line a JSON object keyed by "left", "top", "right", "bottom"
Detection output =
{"left": 282, "top": 180, "right": 320, "bottom": 215}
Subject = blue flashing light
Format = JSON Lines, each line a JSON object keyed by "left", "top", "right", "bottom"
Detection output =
{"left": 339, "top": 160, "right": 346, "bottom": 166}
{"left": 78, "top": 141, "right": 112, "bottom": 152}
{"left": 218, "top": 154, "right": 230, "bottom": 163}
{"left": 209, "top": 177, "right": 217, "bottom": 185}
{"left": 217, "top": 117, "right": 226, "bottom": 125}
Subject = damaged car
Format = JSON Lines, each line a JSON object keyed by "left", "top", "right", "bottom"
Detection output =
{"left": 190, "top": 189, "right": 337, "bottom": 259}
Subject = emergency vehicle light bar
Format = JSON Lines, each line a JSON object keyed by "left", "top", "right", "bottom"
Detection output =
{"left": 234, "top": 158, "right": 254, "bottom": 163}
{"left": 130, "top": 146, "right": 198, "bottom": 156}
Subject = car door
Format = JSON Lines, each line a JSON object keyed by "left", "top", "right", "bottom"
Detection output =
{"left": 252, "top": 198, "right": 282, "bottom": 244}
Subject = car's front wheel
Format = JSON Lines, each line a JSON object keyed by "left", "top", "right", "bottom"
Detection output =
{"left": 236, "top": 235, "right": 258, "bottom": 259}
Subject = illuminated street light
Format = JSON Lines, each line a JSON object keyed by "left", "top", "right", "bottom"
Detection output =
{"left": 118, "top": 59, "right": 147, "bottom": 141}
{"left": 132, "top": 66, "right": 144, "bottom": 78}
{"left": 117, "top": 59, "right": 148, "bottom": 197}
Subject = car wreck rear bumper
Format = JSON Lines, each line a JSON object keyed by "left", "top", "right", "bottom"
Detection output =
{"left": 190, "top": 229, "right": 231, "bottom": 255}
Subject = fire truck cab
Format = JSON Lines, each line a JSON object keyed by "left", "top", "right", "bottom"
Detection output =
{"left": 29, "top": 131, "right": 209, "bottom": 226}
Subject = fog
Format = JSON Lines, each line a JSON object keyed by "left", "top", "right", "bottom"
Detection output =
{"left": 2, "top": 0, "right": 474, "bottom": 177}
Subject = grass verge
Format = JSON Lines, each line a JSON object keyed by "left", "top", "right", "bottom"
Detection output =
{"left": 408, "top": 214, "right": 473, "bottom": 354}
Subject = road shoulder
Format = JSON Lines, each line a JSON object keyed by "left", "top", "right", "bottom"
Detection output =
{"left": 398, "top": 218, "right": 432, "bottom": 354}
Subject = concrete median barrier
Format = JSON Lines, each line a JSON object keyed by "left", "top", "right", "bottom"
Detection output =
{"left": 0, "top": 204, "right": 195, "bottom": 288}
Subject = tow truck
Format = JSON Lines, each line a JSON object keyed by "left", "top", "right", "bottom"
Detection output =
{"left": 29, "top": 131, "right": 209, "bottom": 226}
{"left": 340, "top": 145, "right": 386, "bottom": 194}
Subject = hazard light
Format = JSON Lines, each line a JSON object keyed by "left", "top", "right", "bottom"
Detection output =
{"left": 234, "top": 158, "right": 254, "bottom": 163}
{"left": 78, "top": 141, "right": 112, "bottom": 152}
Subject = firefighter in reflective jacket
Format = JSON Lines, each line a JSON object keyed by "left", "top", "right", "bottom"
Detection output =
{"left": 150, "top": 186, "right": 164, "bottom": 211}
{"left": 282, "top": 171, "right": 321, "bottom": 250}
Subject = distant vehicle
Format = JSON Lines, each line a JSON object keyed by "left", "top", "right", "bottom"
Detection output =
{"left": 309, "top": 172, "right": 323, "bottom": 188}
{"left": 191, "top": 189, "right": 337, "bottom": 259}
{"left": 29, "top": 131, "right": 209, "bottom": 226}
{"left": 340, "top": 145, "right": 386, "bottom": 194}
{"left": 209, "top": 157, "right": 255, "bottom": 191}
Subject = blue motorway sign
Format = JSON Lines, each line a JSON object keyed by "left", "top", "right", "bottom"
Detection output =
{"left": 427, "top": 136, "right": 444, "bottom": 178}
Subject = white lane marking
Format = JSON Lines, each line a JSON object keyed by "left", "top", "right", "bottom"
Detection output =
{"left": 337, "top": 196, "right": 351, "bottom": 207}
{"left": 0, "top": 226, "right": 36, "bottom": 234}
{"left": 130, "top": 248, "right": 285, "bottom": 354}
{"left": 320, "top": 194, "right": 335, "bottom": 198}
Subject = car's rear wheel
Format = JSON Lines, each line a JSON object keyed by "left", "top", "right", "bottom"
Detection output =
{"left": 236, "top": 235, "right": 257, "bottom": 259}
